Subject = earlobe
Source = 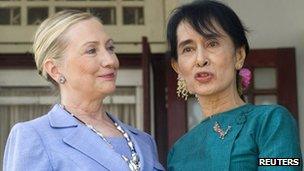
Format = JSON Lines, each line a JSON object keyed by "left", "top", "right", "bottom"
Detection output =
{"left": 171, "top": 59, "right": 180, "bottom": 74}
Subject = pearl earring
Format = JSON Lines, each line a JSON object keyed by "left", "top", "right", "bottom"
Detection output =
{"left": 59, "top": 75, "right": 66, "bottom": 84}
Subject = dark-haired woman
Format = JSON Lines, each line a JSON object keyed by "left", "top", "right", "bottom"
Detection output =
{"left": 166, "top": 1, "right": 302, "bottom": 170}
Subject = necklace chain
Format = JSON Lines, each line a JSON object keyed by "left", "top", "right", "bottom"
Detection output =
{"left": 59, "top": 104, "right": 140, "bottom": 171}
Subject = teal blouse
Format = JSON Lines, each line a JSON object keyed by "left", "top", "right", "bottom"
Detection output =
{"left": 167, "top": 104, "right": 302, "bottom": 171}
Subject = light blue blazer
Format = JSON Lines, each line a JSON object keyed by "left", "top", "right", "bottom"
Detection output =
{"left": 3, "top": 104, "right": 165, "bottom": 171}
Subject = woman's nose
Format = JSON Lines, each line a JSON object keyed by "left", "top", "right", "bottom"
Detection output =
{"left": 196, "top": 48, "right": 210, "bottom": 67}
{"left": 100, "top": 51, "right": 116, "bottom": 68}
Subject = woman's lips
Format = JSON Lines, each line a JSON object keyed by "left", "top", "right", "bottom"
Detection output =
{"left": 195, "top": 72, "right": 214, "bottom": 83}
{"left": 98, "top": 73, "right": 115, "bottom": 81}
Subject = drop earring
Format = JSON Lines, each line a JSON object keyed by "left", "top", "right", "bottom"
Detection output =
{"left": 176, "top": 75, "right": 189, "bottom": 100}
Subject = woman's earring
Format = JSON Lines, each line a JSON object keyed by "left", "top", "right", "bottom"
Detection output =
{"left": 59, "top": 75, "right": 66, "bottom": 84}
{"left": 177, "top": 75, "right": 189, "bottom": 100}
{"left": 195, "top": 94, "right": 199, "bottom": 102}
{"left": 236, "top": 63, "right": 243, "bottom": 70}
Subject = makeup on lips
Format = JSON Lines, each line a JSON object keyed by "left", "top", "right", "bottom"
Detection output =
{"left": 195, "top": 72, "right": 214, "bottom": 83}
{"left": 98, "top": 72, "right": 116, "bottom": 81}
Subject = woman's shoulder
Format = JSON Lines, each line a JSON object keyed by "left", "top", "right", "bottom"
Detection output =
{"left": 7, "top": 114, "right": 50, "bottom": 151}
{"left": 246, "top": 105, "right": 302, "bottom": 160}
{"left": 246, "top": 104, "right": 299, "bottom": 143}
{"left": 4, "top": 114, "right": 54, "bottom": 171}
{"left": 247, "top": 104, "right": 295, "bottom": 122}
{"left": 11, "top": 113, "right": 49, "bottom": 134}
{"left": 245, "top": 104, "right": 297, "bottom": 134}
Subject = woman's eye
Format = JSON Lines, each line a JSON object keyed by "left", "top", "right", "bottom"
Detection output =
{"left": 207, "top": 40, "right": 219, "bottom": 48}
{"left": 86, "top": 48, "right": 97, "bottom": 54}
{"left": 107, "top": 45, "right": 115, "bottom": 53}
{"left": 182, "top": 47, "right": 193, "bottom": 53}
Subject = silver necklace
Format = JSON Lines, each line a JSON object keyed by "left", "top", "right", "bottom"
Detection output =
{"left": 60, "top": 105, "right": 141, "bottom": 171}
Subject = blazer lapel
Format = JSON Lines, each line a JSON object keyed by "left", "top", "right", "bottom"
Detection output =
{"left": 129, "top": 130, "right": 154, "bottom": 171}
{"left": 48, "top": 104, "right": 130, "bottom": 171}
{"left": 62, "top": 126, "right": 130, "bottom": 170}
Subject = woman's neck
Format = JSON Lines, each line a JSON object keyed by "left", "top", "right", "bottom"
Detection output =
{"left": 60, "top": 90, "right": 125, "bottom": 137}
{"left": 197, "top": 87, "right": 245, "bottom": 117}
{"left": 60, "top": 90, "right": 106, "bottom": 121}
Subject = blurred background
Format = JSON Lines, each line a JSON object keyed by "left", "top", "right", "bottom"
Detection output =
{"left": 0, "top": 0, "right": 303, "bottom": 168}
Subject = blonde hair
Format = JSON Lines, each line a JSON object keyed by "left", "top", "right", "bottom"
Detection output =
{"left": 33, "top": 10, "right": 99, "bottom": 85}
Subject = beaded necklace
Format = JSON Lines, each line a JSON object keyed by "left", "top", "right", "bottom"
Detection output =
{"left": 59, "top": 104, "right": 140, "bottom": 171}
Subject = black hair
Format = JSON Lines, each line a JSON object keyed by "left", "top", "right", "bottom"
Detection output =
{"left": 167, "top": 0, "right": 249, "bottom": 60}
{"left": 167, "top": 0, "right": 250, "bottom": 99}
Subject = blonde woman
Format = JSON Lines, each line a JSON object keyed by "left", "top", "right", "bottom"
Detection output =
{"left": 3, "top": 10, "right": 164, "bottom": 171}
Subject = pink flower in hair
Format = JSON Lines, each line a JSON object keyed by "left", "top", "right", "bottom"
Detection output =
{"left": 239, "top": 68, "right": 252, "bottom": 90}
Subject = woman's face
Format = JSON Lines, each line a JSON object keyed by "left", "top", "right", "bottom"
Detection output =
{"left": 172, "top": 21, "right": 245, "bottom": 97}
{"left": 60, "top": 18, "right": 119, "bottom": 98}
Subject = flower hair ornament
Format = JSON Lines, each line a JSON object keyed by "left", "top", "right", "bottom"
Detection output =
{"left": 238, "top": 68, "right": 252, "bottom": 94}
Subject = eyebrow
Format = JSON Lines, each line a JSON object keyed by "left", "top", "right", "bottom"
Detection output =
{"left": 178, "top": 39, "right": 193, "bottom": 49}
{"left": 203, "top": 33, "right": 220, "bottom": 39}
{"left": 81, "top": 39, "right": 114, "bottom": 47}
{"left": 106, "top": 39, "right": 114, "bottom": 45}
{"left": 178, "top": 33, "right": 222, "bottom": 49}
{"left": 81, "top": 41, "right": 99, "bottom": 47}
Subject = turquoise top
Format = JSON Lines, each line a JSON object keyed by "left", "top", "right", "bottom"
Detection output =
{"left": 167, "top": 104, "right": 302, "bottom": 171}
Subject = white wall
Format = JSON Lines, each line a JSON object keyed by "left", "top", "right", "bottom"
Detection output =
{"left": 222, "top": 0, "right": 304, "bottom": 151}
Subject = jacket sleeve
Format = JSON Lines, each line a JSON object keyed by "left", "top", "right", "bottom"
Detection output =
{"left": 257, "top": 106, "right": 302, "bottom": 171}
{"left": 3, "top": 123, "right": 53, "bottom": 171}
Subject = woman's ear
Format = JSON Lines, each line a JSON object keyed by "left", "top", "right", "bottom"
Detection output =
{"left": 235, "top": 46, "right": 246, "bottom": 70}
{"left": 44, "top": 58, "right": 61, "bottom": 82}
{"left": 171, "top": 59, "right": 180, "bottom": 74}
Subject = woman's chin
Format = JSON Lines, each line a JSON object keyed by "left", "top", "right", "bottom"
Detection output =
{"left": 195, "top": 88, "right": 216, "bottom": 97}
{"left": 100, "top": 86, "right": 116, "bottom": 95}
{"left": 90, "top": 84, "right": 116, "bottom": 98}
